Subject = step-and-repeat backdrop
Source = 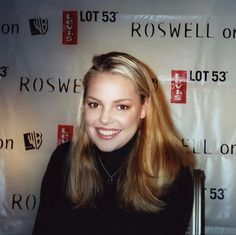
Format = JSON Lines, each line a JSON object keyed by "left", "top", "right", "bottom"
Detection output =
{"left": 1, "top": 0, "right": 236, "bottom": 234}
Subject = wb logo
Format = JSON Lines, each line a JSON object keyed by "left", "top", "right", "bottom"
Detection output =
{"left": 23, "top": 132, "right": 43, "bottom": 150}
{"left": 29, "top": 18, "right": 49, "bottom": 35}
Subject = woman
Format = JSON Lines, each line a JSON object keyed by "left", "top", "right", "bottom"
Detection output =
{"left": 32, "top": 52, "right": 195, "bottom": 235}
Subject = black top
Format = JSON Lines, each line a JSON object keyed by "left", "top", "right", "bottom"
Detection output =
{"left": 32, "top": 141, "right": 193, "bottom": 235}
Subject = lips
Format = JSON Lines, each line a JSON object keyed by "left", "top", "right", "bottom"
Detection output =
{"left": 96, "top": 128, "right": 121, "bottom": 140}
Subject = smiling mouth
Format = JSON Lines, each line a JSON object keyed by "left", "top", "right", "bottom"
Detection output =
{"left": 96, "top": 128, "right": 121, "bottom": 140}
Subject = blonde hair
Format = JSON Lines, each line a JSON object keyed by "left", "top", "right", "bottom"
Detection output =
{"left": 67, "top": 52, "right": 195, "bottom": 212}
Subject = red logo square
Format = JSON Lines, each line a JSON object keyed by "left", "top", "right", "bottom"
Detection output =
{"left": 62, "top": 11, "right": 78, "bottom": 44}
{"left": 171, "top": 70, "right": 187, "bottom": 104}
{"left": 57, "top": 125, "right": 74, "bottom": 145}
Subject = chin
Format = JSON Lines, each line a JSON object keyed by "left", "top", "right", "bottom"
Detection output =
{"left": 94, "top": 143, "right": 121, "bottom": 152}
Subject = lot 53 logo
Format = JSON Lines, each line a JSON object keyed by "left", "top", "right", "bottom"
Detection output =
{"left": 189, "top": 70, "right": 228, "bottom": 82}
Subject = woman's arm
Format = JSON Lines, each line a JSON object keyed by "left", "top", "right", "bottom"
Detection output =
{"left": 164, "top": 167, "right": 194, "bottom": 235}
{"left": 32, "top": 142, "right": 71, "bottom": 235}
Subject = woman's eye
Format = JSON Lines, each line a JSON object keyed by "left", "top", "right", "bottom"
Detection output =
{"left": 88, "top": 102, "right": 99, "bottom": 108}
{"left": 117, "top": 105, "right": 129, "bottom": 110}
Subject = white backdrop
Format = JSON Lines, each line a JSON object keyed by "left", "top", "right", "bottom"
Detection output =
{"left": 1, "top": 0, "right": 236, "bottom": 234}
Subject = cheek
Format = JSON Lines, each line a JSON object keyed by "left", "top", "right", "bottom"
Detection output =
{"left": 120, "top": 111, "right": 142, "bottom": 127}
{"left": 84, "top": 110, "right": 94, "bottom": 126}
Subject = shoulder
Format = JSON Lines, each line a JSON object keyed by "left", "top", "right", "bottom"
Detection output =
{"left": 176, "top": 166, "right": 193, "bottom": 184}
{"left": 48, "top": 141, "right": 72, "bottom": 168}
{"left": 51, "top": 141, "right": 71, "bottom": 159}
{"left": 165, "top": 167, "right": 193, "bottom": 202}
{"left": 173, "top": 166, "right": 193, "bottom": 191}
{"left": 41, "top": 141, "right": 72, "bottom": 189}
{"left": 164, "top": 167, "right": 194, "bottom": 217}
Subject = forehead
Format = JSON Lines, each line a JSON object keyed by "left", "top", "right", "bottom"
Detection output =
{"left": 86, "top": 72, "right": 139, "bottom": 100}
{"left": 88, "top": 72, "right": 136, "bottom": 91}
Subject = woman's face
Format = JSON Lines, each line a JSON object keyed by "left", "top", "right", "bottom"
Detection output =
{"left": 84, "top": 72, "right": 148, "bottom": 152}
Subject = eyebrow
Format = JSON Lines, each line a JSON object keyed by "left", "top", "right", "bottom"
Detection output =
{"left": 86, "top": 96, "right": 133, "bottom": 103}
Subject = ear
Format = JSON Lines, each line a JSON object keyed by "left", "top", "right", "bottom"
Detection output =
{"left": 140, "top": 97, "right": 149, "bottom": 119}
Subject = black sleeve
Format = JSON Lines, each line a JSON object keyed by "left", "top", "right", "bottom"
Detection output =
{"left": 164, "top": 167, "right": 194, "bottom": 235}
{"left": 125, "top": 167, "right": 194, "bottom": 235}
{"left": 32, "top": 142, "right": 71, "bottom": 235}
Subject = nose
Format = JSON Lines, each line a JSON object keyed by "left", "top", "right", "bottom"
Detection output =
{"left": 99, "top": 108, "right": 112, "bottom": 125}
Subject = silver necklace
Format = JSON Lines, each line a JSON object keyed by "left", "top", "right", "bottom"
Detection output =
{"left": 98, "top": 156, "right": 121, "bottom": 184}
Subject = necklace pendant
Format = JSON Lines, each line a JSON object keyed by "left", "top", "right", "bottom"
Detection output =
{"left": 98, "top": 156, "right": 121, "bottom": 184}
{"left": 107, "top": 178, "right": 113, "bottom": 184}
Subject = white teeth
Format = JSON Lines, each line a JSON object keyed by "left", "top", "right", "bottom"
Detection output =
{"left": 98, "top": 129, "right": 120, "bottom": 136}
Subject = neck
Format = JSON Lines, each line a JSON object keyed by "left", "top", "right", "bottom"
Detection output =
{"left": 94, "top": 134, "right": 137, "bottom": 179}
